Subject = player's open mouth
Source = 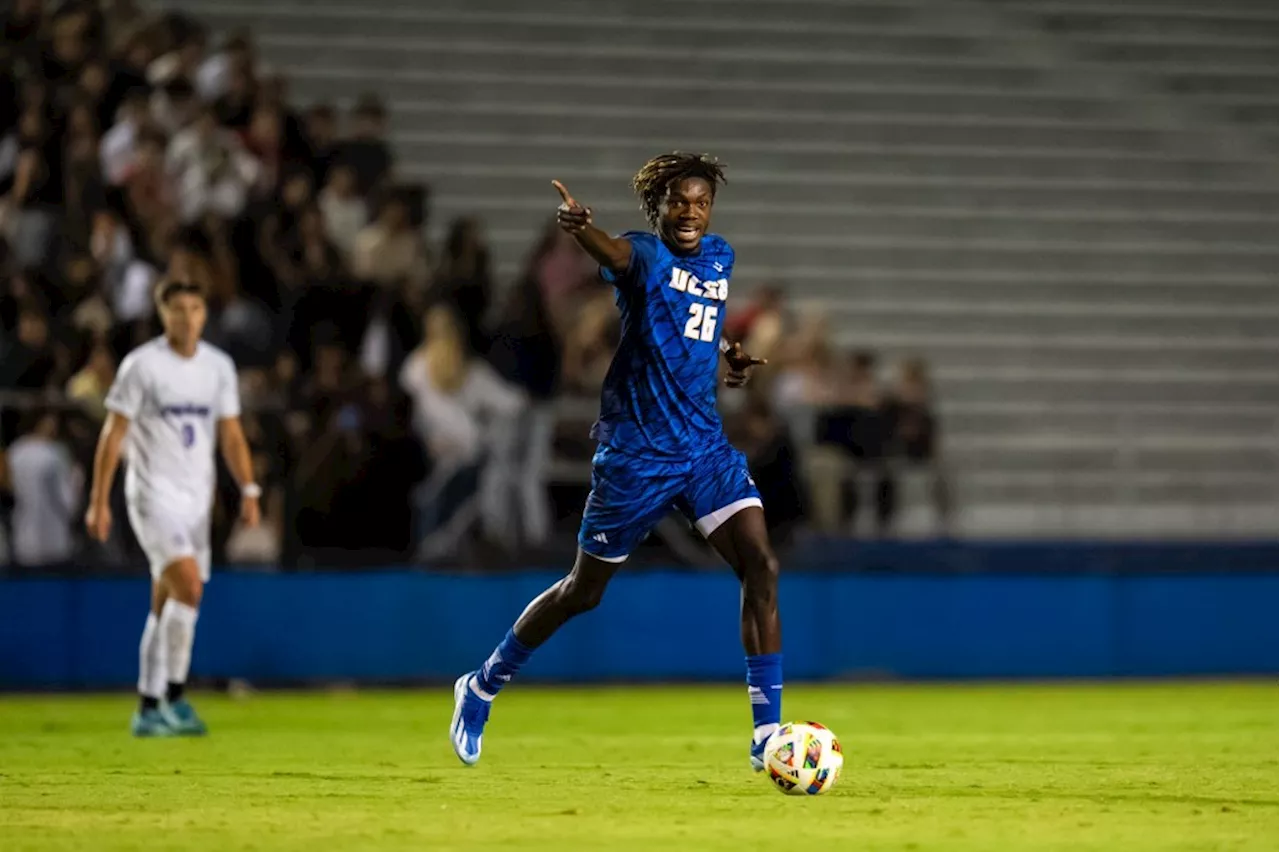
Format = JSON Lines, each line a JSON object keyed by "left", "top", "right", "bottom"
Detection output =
{"left": 675, "top": 224, "right": 700, "bottom": 240}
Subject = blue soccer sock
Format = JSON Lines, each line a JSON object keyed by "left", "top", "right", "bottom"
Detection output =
{"left": 471, "top": 629, "right": 534, "bottom": 701}
{"left": 746, "top": 653, "right": 783, "bottom": 743}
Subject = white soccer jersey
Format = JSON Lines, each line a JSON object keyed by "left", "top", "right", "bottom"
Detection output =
{"left": 104, "top": 337, "right": 240, "bottom": 516}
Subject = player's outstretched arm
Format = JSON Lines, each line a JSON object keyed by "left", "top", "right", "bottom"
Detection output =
{"left": 552, "top": 180, "right": 632, "bottom": 274}
{"left": 85, "top": 412, "right": 129, "bottom": 542}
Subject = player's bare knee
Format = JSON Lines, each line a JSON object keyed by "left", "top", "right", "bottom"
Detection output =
{"left": 741, "top": 547, "right": 779, "bottom": 606}
{"left": 163, "top": 560, "right": 203, "bottom": 606}
{"left": 560, "top": 573, "right": 608, "bottom": 615}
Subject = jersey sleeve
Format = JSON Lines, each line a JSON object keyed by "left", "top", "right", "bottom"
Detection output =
{"left": 215, "top": 354, "right": 241, "bottom": 419}
{"left": 721, "top": 241, "right": 736, "bottom": 279}
{"left": 103, "top": 352, "right": 146, "bottom": 419}
{"left": 599, "top": 231, "right": 659, "bottom": 289}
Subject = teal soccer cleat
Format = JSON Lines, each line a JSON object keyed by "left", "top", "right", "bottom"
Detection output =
{"left": 161, "top": 698, "right": 208, "bottom": 736}
{"left": 131, "top": 707, "right": 175, "bottom": 737}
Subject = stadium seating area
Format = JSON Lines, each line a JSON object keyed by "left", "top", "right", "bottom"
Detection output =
{"left": 169, "top": 0, "right": 1277, "bottom": 537}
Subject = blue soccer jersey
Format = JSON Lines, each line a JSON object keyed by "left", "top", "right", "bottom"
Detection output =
{"left": 592, "top": 230, "right": 734, "bottom": 460}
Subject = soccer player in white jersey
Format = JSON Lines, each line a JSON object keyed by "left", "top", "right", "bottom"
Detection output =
{"left": 86, "top": 277, "right": 260, "bottom": 737}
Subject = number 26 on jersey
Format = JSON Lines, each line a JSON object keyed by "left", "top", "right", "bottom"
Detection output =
{"left": 684, "top": 304, "right": 719, "bottom": 342}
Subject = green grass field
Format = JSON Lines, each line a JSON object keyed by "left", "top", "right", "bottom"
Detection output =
{"left": 0, "top": 682, "right": 1274, "bottom": 851}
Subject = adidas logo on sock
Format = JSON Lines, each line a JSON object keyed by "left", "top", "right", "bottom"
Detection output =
{"left": 593, "top": 533, "right": 608, "bottom": 544}
{"left": 747, "top": 686, "right": 770, "bottom": 705}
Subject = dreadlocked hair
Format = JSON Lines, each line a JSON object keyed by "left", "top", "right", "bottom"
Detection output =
{"left": 631, "top": 152, "right": 727, "bottom": 228}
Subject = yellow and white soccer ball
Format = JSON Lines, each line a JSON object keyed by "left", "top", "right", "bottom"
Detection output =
{"left": 762, "top": 721, "right": 843, "bottom": 796}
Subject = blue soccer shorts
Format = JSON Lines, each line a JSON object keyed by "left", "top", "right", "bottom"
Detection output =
{"left": 578, "top": 440, "right": 763, "bottom": 562}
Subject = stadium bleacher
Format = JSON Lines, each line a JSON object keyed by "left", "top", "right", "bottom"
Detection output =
{"left": 166, "top": 0, "right": 1277, "bottom": 538}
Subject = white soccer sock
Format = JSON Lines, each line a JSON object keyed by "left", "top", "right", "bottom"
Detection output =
{"left": 159, "top": 600, "right": 199, "bottom": 687}
{"left": 753, "top": 723, "right": 779, "bottom": 745}
{"left": 137, "top": 613, "right": 165, "bottom": 699}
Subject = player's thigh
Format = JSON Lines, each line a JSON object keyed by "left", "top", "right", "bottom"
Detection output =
{"left": 162, "top": 518, "right": 211, "bottom": 603}
{"left": 680, "top": 442, "right": 764, "bottom": 543}
{"left": 705, "top": 503, "right": 775, "bottom": 586}
{"left": 128, "top": 503, "right": 208, "bottom": 587}
{"left": 578, "top": 447, "right": 685, "bottom": 562}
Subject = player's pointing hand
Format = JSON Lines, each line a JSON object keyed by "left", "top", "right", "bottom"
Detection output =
{"left": 552, "top": 180, "right": 591, "bottom": 234}
{"left": 724, "top": 341, "right": 767, "bottom": 389}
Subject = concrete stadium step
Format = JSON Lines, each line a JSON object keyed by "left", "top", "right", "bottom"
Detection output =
{"left": 993, "top": 0, "right": 1280, "bottom": 16}
{"left": 202, "top": 10, "right": 998, "bottom": 56}
{"left": 930, "top": 369, "right": 1275, "bottom": 406}
{"left": 936, "top": 402, "right": 1278, "bottom": 441}
{"left": 819, "top": 304, "right": 1273, "bottom": 342}
{"left": 811, "top": 276, "right": 1275, "bottom": 305}
{"left": 1072, "top": 41, "right": 1274, "bottom": 70}
{"left": 386, "top": 130, "right": 1265, "bottom": 184}
{"left": 892, "top": 344, "right": 1275, "bottom": 373}
{"left": 813, "top": 334, "right": 1276, "bottom": 372}
{"left": 262, "top": 39, "right": 1055, "bottom": 90}
{"left": 485, "top": 260, "right": 1277, "bottom": 310}
{"left": 179, "top": 0, "right": 925, "bottom": 29}
{"left": 287, "top": 75, "right": 1128, "bottom": 123}
{"left": 943, "top": 437, "right": 1274, "bottom": 474}
{"left": 1137, "top": 445, "right": 1278, "bottom": 474}
{"left": 411, "top": 167, "right": 1273, "bottom": 217}
{"left": 475, "top": 231, "right": 1271, "bottom": 277}
{"left": 1026, "top": 10, "right": 1277, "bottom": 41}
{"left": 429, "top": 195, "right": 1274, "bottom": 245}
{"left": 1186, "top": 96, "right": 1277, "bottom": 119}
{"left": 389, "top": 110, "right": 1264, "bottom": 160}
{"left": 754, "top": 271, "right": 1276, "bottom": 304}
{"left": 1201, "top": 102, "right": 1277, "bottom": 129}
{"left": 954, "top": 472, "right": 1277, "bottom": 507}
{"left": 1165, "top": 72, "right": 1277, "bottom": 99}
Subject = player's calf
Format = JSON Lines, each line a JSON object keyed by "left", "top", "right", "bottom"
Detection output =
{"left": 512, "top": 551, "right": 619, "bottom": 646}
{"left": 450, "top": 551, "right": 619, "bottom": 764}
{"left": 706, "top": 506, "right": 784, "bottom": 770}
{"left": 738, "top": 542, "right": 783, "bottom": 769}
{"left": 740, "top": 546, "right": 780, "bottom": 635}
{"left": 158, "top": 558, "right": 206, "bottom": 735}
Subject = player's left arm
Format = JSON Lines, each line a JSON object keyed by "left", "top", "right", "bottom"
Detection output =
{"left": 214, "top": 355, "right": 259, "bottom": 527}
{"left": 721, "top": 338, "right": 767, "bottom": 389}
{"left": 217, "top": 417, "right": 260, "bottom": 528}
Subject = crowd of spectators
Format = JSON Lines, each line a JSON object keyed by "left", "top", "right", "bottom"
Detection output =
{"left": 0, "top": 1, "right": 948, "bottom": 574}
{"left": 724, "top": 285, "right": 951, "bottom": 543}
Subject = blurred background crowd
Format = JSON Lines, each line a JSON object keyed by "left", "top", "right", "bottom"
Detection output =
{"left": 0, "top": 0, "right": 951, "bottom": 573}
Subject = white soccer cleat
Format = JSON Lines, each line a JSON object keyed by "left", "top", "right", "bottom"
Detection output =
{"left": 449, "top": 673, "right": 490, "bottom": 766}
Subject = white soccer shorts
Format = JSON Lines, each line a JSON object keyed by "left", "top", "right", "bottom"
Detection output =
{"left": 126, "top": 501, "right": 212, "bottom": 582}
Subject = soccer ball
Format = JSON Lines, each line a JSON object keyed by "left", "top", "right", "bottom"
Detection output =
{"left": 762, "top": 721, "right": 843, "bottom": 796}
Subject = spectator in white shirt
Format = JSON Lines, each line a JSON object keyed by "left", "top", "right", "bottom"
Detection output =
{"left": 5, "top": 411, "right": 82, "bottom": 568}
{"left": 399, "top": 306, "right": 526, "bottom": 553}
{"left": 318, "top": 163, "right": 366, "bottom": 263}
{"left": 100, "top": 89, "right": 150, "bottom": 186}
{"left": 352, "top": 190, "right": 428, "bottom": 291}
{"left": 196, "top": 31, "right": 266, "bottom": 103}
{"left": 166, "top": 105, "right": 260, "bottom": 224}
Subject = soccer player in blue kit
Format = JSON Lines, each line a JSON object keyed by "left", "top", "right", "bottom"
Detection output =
{"left": 451, "top": 153, "right": 782, "bottom": 771}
